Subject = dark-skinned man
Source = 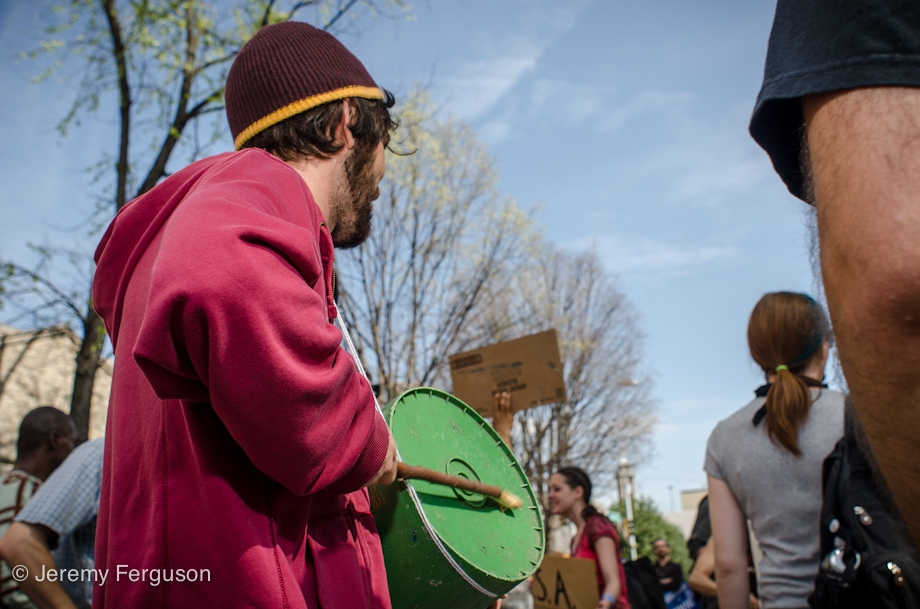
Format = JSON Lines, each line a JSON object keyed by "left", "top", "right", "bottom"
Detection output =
{"left": 0, "top": 406, "right": 76, "bottom": 607}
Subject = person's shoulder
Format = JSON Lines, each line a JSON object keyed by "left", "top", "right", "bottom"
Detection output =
{"left": 216, "top": 148, "right": 290, "bottom": 171}
{"left": 176, "top": 149, "right": 321, "bottom": 230}
{"left": 18, "top": 439, "right": 104, "bottom": 518}
{"left": 814, "top": 388, "right": 845, "bottom": 406}
{"left": 809, "top": 388, "right": 846, "bottom": 421}
{"left": 204, "top": 148, "right": 302, "bottom": 188}
{"left": 704, "top": 397, "right": 765, "bottom": 478}
{"left": 55, "top": 438, "right": 105, "bottom": 475}
{"left": 588, "top": 513, "right": 612, "bottom": 526}
{"left": 805, "top": 388, "right": 846, "bottom": 437}
{"left": 0, "top": 471, "right": 40, "bottom": 504}
{"left": 2, "top": 471, "right": 40, "bottom": 485}
{"left": 709, "top": 397, "right": 764, "bottom": 441}
{"left": 72, "top": 437, "right": 105, "bottom": 461}
{"left": 587, "top": 513, "right": 616, "bottom": 537}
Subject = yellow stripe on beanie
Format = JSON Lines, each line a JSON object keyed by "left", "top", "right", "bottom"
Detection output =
{"left": 234, "top": 85, "right": 385, "bottom": 150}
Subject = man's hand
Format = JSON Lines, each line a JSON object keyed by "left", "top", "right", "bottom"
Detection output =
{"left": 365, "top": 431, "right": 398, "bottom": 487}
{"left": 491, "top": 391, "right": 514, "bottom": 448}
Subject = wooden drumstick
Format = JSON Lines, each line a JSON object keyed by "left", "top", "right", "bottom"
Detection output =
{"left": 396, "top": 462, "right": 523, "bottom": 510}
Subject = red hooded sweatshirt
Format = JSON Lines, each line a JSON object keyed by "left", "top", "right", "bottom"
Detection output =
{"left": 92, "top": 149, "right": 391, "bottom": 608}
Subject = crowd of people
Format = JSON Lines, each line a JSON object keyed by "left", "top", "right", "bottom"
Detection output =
{"left": 1, "top": 1, "right": 920, "bottom": 608}
{"left": 512, "top": 287, "right": 907, "bottom": 609}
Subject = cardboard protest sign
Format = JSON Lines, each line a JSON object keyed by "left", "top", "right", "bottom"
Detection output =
{"left": 448, "top": 329, "right": 567, "bottom": 417}
{"left": 532, "top": 555, "right": 599, "bottom": 609}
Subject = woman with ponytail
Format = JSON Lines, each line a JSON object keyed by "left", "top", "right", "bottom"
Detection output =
{"left": 704, "top": 292, "right": 844, "bottom": 609}
{"left": 548, "top": 467, "right": 631, "bottom": 609}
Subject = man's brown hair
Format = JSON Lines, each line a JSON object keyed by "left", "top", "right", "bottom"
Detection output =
{"left": 242, "top": 92, "right": 396, "bottom": 162}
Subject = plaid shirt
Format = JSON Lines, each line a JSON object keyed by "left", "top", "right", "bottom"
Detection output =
{"left": 15, "top": 438, "right": 103, "bottom": 609}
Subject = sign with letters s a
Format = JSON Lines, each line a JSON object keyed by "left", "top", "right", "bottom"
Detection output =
{"left": 532, "top": 555, "right": 599, "bottom": 609}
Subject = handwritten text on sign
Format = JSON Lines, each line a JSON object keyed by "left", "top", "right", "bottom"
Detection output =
{"left": 532, "top": 555, "right": 599, "bottom": 609}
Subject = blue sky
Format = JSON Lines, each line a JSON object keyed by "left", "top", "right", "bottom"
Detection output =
{"left": 0, "top": 0, "right": 830, "bottom": 512}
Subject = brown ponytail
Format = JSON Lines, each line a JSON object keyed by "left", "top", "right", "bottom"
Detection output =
{"left": 747, "top": 292, "right": 831, "bottom": 456}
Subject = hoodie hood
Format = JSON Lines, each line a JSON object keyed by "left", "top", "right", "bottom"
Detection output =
{"left": 94, "top": 152, "right": 237, "bottom": 347}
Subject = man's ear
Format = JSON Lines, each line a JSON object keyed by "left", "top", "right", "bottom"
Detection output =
{"left": 332, "top": 99, "right": 356, "bottom": 151}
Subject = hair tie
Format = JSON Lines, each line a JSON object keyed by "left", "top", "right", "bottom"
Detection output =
{"left": 775, "top": 365, "right": 789, "bottom": 372}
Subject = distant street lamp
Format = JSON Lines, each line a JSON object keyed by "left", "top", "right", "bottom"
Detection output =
{"left": 616, "top": 457, "right": 638, "bottom": 561}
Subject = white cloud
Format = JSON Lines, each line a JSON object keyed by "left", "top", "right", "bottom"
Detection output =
{"left": 647, "top": 127, "right": 776, "bottom": 204}
{"left": 442, "top": 53, "right": 542, "bottom": 119}
{"left": 617, "top": 99, "right": 777, "bottom": 206}
{"left": 577, "top": 233, "right": 737, "bottom": 278}
{"left": 522, "top": 81, "right": 694, "bottom": 135}
{"left": 478, "top": 119, "right": 513, "bottom": 144}
{"left": 526, "top": 79, "right": 604, "bottom": 123}
{"left": 599, "top": 90, "right": 695, "bottom": 134}
{"left": 513, "top": 80, "right": 770, "bottom": 206}
{"left": 435, "top": 0, "right": 594, "bottom": 120}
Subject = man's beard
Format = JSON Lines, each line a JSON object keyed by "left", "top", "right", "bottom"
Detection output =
{"left": 330, "top": 141, "right": 379, "bottom": 249}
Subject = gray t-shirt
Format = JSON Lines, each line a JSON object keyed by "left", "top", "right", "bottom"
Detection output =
{"left": 704, "top": 388, "right": 844, "bottom": 609}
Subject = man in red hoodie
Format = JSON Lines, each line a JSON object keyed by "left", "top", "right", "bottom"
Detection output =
{"left": 92, "top": 22, "right": 398, "bottom": 608}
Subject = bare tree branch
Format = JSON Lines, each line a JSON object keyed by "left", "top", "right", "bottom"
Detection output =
{"left": 477, "top": 246, "right": 657, "bottom": 512}
{"left": 337, "top": 91, "right": 535, "bottom": 403}
{"left": 325, "top": 0, "right": 359, "bottom": 29}
{"left": 101, "top": 0, "right": 131, "bottom": 210}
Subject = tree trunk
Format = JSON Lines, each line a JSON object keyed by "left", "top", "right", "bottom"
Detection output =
{"left": 70, "top": 307, "right": 106, "bottom": 444}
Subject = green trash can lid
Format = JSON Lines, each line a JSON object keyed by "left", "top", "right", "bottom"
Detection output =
{"left": 386, "top": 388, "right": 545, "bottom": 581}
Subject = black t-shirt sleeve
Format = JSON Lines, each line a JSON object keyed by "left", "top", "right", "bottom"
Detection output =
{"left": 750, "top": 0, "right": 920, "bottom": 201}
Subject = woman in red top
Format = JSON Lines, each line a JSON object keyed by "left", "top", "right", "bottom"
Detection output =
{"left": 549, "top": 467, "right": 631, "bottom": 609}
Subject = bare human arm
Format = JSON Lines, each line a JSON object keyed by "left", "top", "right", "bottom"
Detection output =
{"left": 709, "top": 475, "right": 751, "bottom": 609}
{"left": 594, "top": 536, "right": 622, "bottom": 609}
{"left": 0, "top": 522, "right": 76, "bottom": 609}
{"left": 491, "top": 391, "right": 514, "bottom": 449}
{"left": 688, "top": 537, "right": 760, "bottom": 608}
{"left": 803, "top": 86, "right": 920, "bottom": 545}
{"left": 688, "top": 538, "right": 718, "bottom": 597}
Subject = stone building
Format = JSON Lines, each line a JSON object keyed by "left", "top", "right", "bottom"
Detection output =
{"left": 0, "top": 324, "right": 109, "bottom": 463}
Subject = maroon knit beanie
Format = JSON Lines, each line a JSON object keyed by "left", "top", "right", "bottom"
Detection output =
{"left": 226, "top": 21, "right": 383, "bottom": 150}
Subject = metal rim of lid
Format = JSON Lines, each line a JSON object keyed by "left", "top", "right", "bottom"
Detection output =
{"left": 386, "top": 387, "right": 545, "bottom": 582}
